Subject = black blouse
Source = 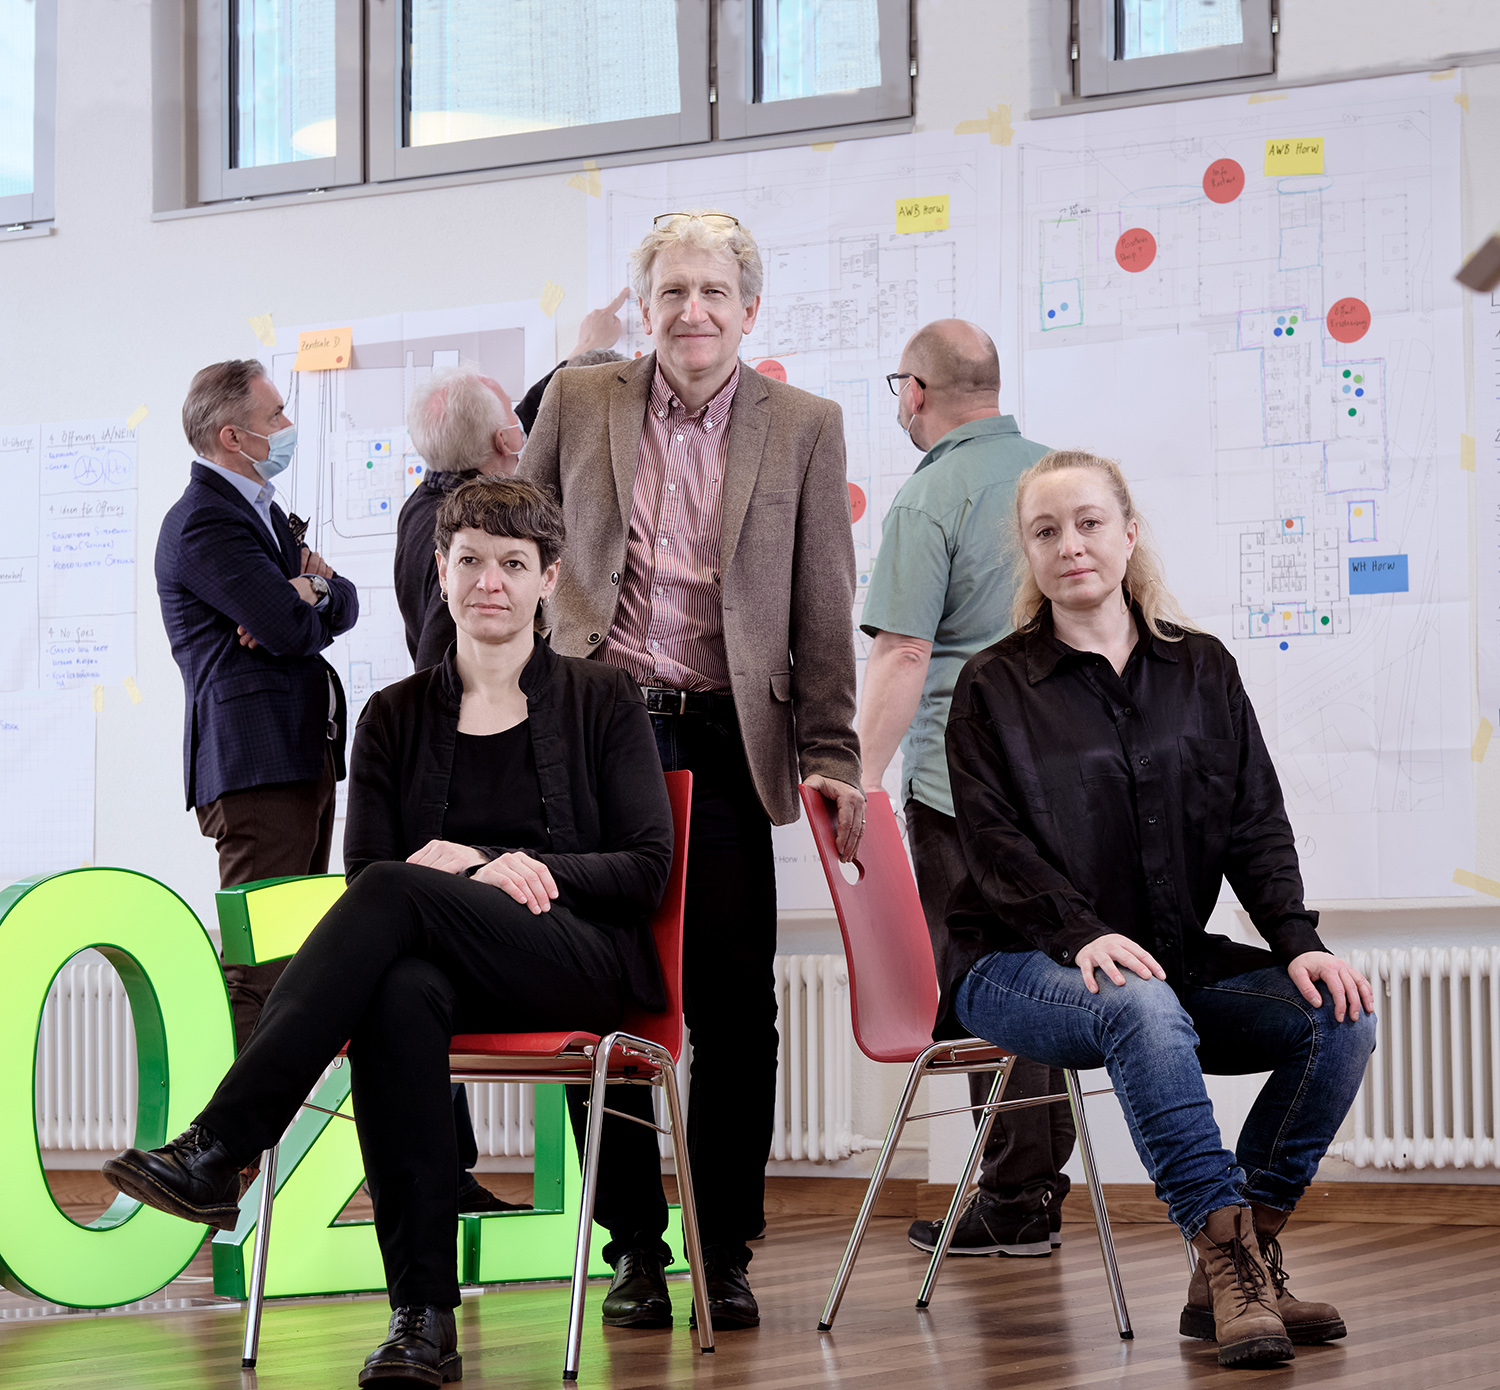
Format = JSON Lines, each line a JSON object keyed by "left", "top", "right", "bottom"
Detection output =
{"left": 938, "top": 603, "right": 1327, "bottom": 1030}
{"left": 443, "top": 724, "right": 548, "bottom": 852}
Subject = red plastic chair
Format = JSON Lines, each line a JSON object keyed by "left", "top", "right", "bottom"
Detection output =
{"left": 241, "top": 771, "right": 711, "bottom": 1381}
{"left": 798, "top": 785, "right": 1130, "bottom": 1339}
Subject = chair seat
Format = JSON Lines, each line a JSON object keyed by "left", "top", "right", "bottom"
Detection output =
{"left": 451, "top": 1030, "right": 601, "bottom": 1058}
{"left": 448, "top": 1031, "right": 668, "bottom": 1077}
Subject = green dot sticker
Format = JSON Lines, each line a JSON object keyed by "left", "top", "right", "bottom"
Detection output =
{"left": 1354, "top": 374, "right": 1363, "bottom": 384}
{"left": 366, "top": 460, "right": 374, "bottom": 469}
{"left": 1343, "top": 369, "right": 1352, "bottom": 379}
{"left": 1290, "top": 315, "right": 1299, "bottom": 324}
{"left": 1286, "top": 327, "right": 1295, "bottom": 336}
{"left": 1321, "top": 615, "right": 1330, "bottom": 625}
{"left": 1348, "top": 408, "right": 1357, "bottom": 417}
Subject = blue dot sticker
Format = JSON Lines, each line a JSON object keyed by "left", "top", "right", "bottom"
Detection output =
{"left": 1279, "top": 641, "right": 1289, "bottom": 650}
{"left": 1277, "top": 316, "right": 1287, "bottom": 325}
{"left": 1047, "top": 309, "right": 1056, "bottom": 318}
{"left": 1342, "top": 385, "right": 1351, "bottom": 393}
{"left": 1274, "top": 327, "right": 1283, "bottom": 336}
{"left": 1355, "top": 388, "right": 1364, "bottom": 396}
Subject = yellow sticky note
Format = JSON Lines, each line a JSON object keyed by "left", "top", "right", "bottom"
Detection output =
{"left": 1461, "top": 433, "right": 1476, "bottom": 471}
{"left": 125, "top": 404, "right": 148, "bottom": 430}
{"left": 293, "top": 327, "right": 354, "bottom": 372}
{"left": 248, "top": 313, "right": 276, "bottom": 347}
{"left": 540, "top": 281, "right": 565, "bottom": 317}
{"left": 566, "top": 160, "right": 602, "bottom": 197}
{"left": 1264, "top": 138, "right": 1323, "bottom": 175}
{"left": 1454, "top": 867, "right": 1500, "bottom": 899}
{"left": 896, "top": 195, "right": 950, "bottom": 234}
{"left": 123, "top": 675, "right": 142, "bottom": 705}
{"left": 91, "top": 684, "right": 103, "bottom": 713}
{"left": 810, "top": 141, "right": 836, "bottom": 151}
{"left": 953, "top": 104, "right": 1013, "bottom": 146}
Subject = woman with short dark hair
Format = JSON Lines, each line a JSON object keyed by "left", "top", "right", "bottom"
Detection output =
{"left": 941, "top": 450, "right": 1376, "bottom": 1371}
{"left": 106, "top": 477, "right": 673, "bottom": 1387}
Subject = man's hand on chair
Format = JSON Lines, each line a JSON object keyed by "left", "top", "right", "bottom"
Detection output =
{"left": 804, "top": 774, "right": 866, "bottom": 862}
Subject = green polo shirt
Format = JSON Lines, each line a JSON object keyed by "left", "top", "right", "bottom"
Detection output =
{"left": 861, "top": 415, "right": 1050, "bottom": 818}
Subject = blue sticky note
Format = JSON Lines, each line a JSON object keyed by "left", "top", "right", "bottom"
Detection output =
{"left": 1348, "top": 554, "right": 1408, "bottom": 594}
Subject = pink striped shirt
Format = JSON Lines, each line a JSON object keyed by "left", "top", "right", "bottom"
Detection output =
{"left": 598, "top": 364, "right": 739, "bottom": 691}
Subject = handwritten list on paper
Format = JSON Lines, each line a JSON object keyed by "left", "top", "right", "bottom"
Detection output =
{"left": 0, "top": 418, "right": 138, "bottom": 691}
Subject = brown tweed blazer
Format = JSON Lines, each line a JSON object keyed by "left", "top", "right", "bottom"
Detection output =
{"left": 520, "top": 353, "right": 861, "bottom": 825}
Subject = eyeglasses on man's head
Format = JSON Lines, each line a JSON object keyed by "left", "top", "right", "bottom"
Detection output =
{"left": 652, "top": 212, "right": 741, "bottom": 232}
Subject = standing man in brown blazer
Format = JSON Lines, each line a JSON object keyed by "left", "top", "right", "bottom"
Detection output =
{"left": 522, "top": 209, "right": 865, "bottom": 1331}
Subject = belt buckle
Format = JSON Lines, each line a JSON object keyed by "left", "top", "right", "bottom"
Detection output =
{"left": 678, "top": 689, "right": 688, "bottom": 716}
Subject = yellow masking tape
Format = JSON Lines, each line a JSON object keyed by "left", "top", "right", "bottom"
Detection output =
{"left": 540, "top": 281, "right": 565, "bottom": 318}
{"left": 123, "top": 675, "right": 142, "bottom": 705}
{"left": 1461, "top": 433, "right": 1476, "bottom": 471}
{"left": 566, "top": 160, "right": 602, "bottom": 197}
{"left": 1454, "top": 868, "right": 1500, "bottom": 899}
{"left": 125, "top": 405, "right": 148, "bottom": 430}
{"left": 91, "top": 685, "right": 103, "bottom": 713}
{"left": 953, "top": 104, "right": 1013, "bottom": 146}
{"left": 248, "top": 313, "right": 276, "bottom": 347}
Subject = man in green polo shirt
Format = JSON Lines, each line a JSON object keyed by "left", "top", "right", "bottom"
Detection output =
{"left": 857, "top": 319, "right": 1074, "bottom": 1259}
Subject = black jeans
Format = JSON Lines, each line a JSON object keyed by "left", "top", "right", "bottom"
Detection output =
{"left": 568, "top": 703, "right": 777, "bottom": 1268}
{"left": 905, "top": 799, "right": 1074, "bottom": 1219}
{"left": 197, "top": 860, "right": 627, "bottom": 1309}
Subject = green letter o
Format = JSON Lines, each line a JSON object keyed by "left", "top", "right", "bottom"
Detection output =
{"left": 0, "top": 868, "right": 235, "bottom": 1307}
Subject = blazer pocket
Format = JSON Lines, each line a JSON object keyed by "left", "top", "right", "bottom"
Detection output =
{"left": 756, "top": 488, "right": 800, "bottom": 507}
{"left": 214, "top": 669, "right": 292, "bottom": 702}
{"left": 769, "top": 671, "right": 792, "bottom": 703}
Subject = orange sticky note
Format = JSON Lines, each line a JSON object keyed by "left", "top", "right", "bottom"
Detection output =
{"left": 294, "top": 328, "right": 354, "bottom": 372}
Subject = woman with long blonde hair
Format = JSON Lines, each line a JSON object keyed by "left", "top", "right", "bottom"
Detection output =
{"left": 937, "top": 450, "right": 1376, "bottom": 1370}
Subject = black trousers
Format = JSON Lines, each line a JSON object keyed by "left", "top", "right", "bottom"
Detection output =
{"left": 568, "top": 704, "right": 778, "bottom": 1267}
{"left": 197, "top": 860, "right": 626, "bottom": 1309}
{"left": 905, "top": 799, "right": 1075, "bottom": 1218}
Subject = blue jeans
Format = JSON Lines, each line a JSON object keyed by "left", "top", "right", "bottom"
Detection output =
{"left": 954, "top": 950, "right": 1377, "bottom": 1239}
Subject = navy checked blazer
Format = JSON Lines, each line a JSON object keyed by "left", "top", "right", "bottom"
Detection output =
{"left": 156, "top": 462, "right": 359, "bottom": 809}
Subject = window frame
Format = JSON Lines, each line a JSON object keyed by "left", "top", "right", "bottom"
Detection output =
{"left": 715, "top": 0, "right": 911, "bottom": 141}
{"left": 194, "top": 0, "right": 363, "bottom": 203}
{"left": 0, "top": 0, "right": 57, "bottom": 227}
{"left": 1074, "top": 0, "right": 1274, "bottom": 99}
{"left": 366, "top": 1, "right": 712, "bottom": 184}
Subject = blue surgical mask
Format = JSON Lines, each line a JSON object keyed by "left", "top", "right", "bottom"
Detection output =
{"left": 241, "top": 424, "right": 297, "bottom": 479}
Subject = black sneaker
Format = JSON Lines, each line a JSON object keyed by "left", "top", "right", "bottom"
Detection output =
{"left": 906, "top": 1191, "right": 1052, "bottom": 1257}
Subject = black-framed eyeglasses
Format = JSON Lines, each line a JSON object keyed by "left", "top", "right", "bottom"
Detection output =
{"left": 886, "top": 372, "right": 926, "bottom": 396}
{"left": 652, "top": 212, "right": 741, "bottom": 232}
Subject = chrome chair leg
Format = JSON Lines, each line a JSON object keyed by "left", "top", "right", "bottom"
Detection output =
{"left": 916, "top": 1058, "right": 1012, "bottom": 1309}
{"left": 1065, "top": 1069, "right": 1132, "bottom": 1340}
{"left": 241, "top": 1143, "right": 279, "bottom": 1368}
{"left": 655, "top": 1045, "right": 714, "bottom": 1355}
{"left": 818, "top": 1044, "right": 940, "bottom": 1331}
{"left": 563, "top": 1036, "right": 616, "bottom": 1382}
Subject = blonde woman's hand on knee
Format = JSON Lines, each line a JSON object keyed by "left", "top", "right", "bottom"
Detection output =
{"left": 1074, "top": 934, "right": 1166, "bottom": 994}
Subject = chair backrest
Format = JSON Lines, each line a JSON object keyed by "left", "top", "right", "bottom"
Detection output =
{"left": 799, "top": 785, "right": 941, "bottom": 1064}
{"left": 620, "top": 770, "right": 692, "bottom": 1061}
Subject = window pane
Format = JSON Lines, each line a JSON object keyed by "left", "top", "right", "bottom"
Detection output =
{"left": 233, "top": 0, "right": 337, "bottom": 167}
{"left": 1117, "top": 0, "right": 1243, "bottom": 60}
{"left": 407, "top": 0, "right": 680, "bottom": 149}
{"left": 758, "top": 0, "right": 881, "bottom": 104}
{"left": 0, "top": 0, "right": 35, "bottom": 199}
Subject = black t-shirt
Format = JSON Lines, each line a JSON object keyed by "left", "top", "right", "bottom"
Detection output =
{"left": 442, "top": 721, "right": 548, "bottom": 852}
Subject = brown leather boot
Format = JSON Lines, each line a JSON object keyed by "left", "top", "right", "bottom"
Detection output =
{"left": 1183, "top": 1206, "right": 1294, "bottom": 1367}
{"left": 1250, "top": 1202, "right": 1347, "bottom": 1342}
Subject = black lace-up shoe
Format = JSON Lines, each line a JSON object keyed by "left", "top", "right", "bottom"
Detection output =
{"left": 907, "top": 1191, "right": 1052, "bottom": 1258}
{"left": 456, "top": 1174, "right": 532, "bottom": 1216}
{"left": 102, "top": 1124, "right": 244, "bottom": 1231}
{"left": 601, "top": 1248, "right": 673, "bottom": 1328}
{"left": 689, "top": 1247, "right": 760, "bottom": 1330}
{"left": 358, "top": 1305, "right": 461, "bottom": 1387}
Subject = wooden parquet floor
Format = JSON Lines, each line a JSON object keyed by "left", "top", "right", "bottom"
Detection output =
{"left": 2, "top": 1216, "right": 1499, "bottom": 1389}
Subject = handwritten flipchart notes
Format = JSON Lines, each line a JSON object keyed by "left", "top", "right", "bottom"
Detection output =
{"left": 0, "top": 419, "right": 138, "bottom": 691}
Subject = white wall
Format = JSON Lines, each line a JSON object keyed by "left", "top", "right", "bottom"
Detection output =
{"left": 5, "top": 1, "right": 1499, "bottom": 1188}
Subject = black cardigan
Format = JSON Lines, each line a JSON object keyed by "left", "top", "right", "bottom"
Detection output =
{"left": 343, "top": 636, "right": 673, "bottom": 1011}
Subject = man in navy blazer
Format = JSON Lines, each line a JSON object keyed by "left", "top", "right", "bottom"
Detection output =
{"left": 157, "top": 359, "right": 359, "bottom": 1050}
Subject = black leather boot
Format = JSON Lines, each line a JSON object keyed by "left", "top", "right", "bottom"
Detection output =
{"left": 601, "top": 1248, "right": 673, "bottom": 1328}
{"left": 102, "top": 1124, "right": 244, "bottom": 1231}
{"left": 689, "top": 1247, "right": 760, "bottom": 1330}
{"left": 358, "top": 1305, "right": 461, "bottom": 1387}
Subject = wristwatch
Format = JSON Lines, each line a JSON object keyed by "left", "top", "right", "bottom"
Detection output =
{"left": 306, "top": 574, "right": 330, "bottom": 602}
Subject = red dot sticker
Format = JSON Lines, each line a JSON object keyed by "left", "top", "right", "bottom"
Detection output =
{"left": 335, "top": 354, "right": 345, "bottom": 364}
{"left": 848, "top": 482, "right": 867, "bottom": 524}
{"left": 1115, "top": 228, "right": 1157, "bottom": 273}
{"left": 1202, "top": 158, "right": 1245, "bottom": 204}
{"left": 1326, "top": 297, "right": 1371, "bottom": 344}
{"left": 755, "top": 358, "right": 787, "bottom": 382}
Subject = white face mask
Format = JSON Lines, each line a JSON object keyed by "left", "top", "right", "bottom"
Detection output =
{"left": 240, "top": 424, "right": 297, "bottom": 479}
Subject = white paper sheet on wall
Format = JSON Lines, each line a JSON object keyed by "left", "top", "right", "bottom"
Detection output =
{"left": 0, "top": 686, "right": 95, "bottom": 883}
{"left": 1475, "top": 288, "right": 1500, "bottom": 732}
{"left": 0, "top": 419, "right": 139, "bottom": 692}
{"left": 587, "top": 132, "right": 1004, "bottom": 908}
{"left": 1013, "top": 71, "right": 1470, "bottom": 899}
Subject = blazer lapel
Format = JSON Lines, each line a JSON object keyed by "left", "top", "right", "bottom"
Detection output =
{"left": 191, "top": 462, "right": 290, "bottom": 572}
{"left": 719, "top": 362, "right": 770, "bottom": 574}
{"left": 608, "top": 356, "right": 654, "bottom": 533}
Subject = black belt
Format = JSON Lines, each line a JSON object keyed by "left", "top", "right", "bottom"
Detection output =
{"left": 640, "top": 685, "right": 735, "bottom": 716}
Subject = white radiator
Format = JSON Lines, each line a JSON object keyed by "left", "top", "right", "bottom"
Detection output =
{"left": 772, "top": 953, "right": 855, "bottom": 1162}
{"left": 36, "top": 952, "right": 859, "bottom": 1170}
{"left": 1333, "top": 948, "right": 1500, "bottom": 1171}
